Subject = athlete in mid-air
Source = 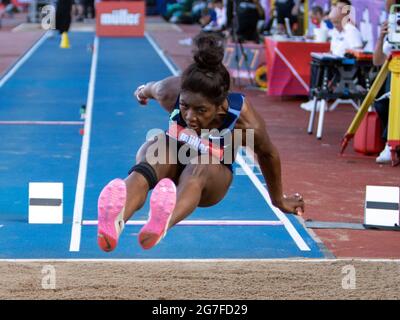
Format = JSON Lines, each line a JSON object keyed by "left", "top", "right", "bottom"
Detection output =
{"left": 97, "top": 33, "right": 304, "bottom": 251}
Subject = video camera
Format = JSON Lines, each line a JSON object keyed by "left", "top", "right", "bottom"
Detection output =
{"left": 388, "top": 4, "right": 400, "bottom": 47}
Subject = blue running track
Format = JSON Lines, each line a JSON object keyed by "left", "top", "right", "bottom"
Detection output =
{"left": 0, "top": 32, "right": 326, "bottom": 259}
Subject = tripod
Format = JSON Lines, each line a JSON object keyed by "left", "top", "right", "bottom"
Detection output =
{"left": 340, "top": 50, "right": 400, "bottom": 166}
{"left": 230, "top": 0, "right": 255, "bottom": 87}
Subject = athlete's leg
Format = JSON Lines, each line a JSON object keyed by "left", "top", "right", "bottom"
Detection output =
{"left": 168, "top": 160, "right": 233, "bottom": 227}
{"left": 98, "top": 133, "right": 180, "bottom": 251}
{"left": 122, "top": 134, "right": 181, "bottom": 221}
{"left": 138, "top": 157, "right": 233, "bottom": 249}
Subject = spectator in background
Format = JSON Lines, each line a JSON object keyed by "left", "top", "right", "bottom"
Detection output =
{"left": 72, "top": 0, "right": 85, "bottom": 22}
{"left": 163, "top": 0, "right": 195, "bottom": 23}
{"left": 226, "top": 0, "right": 264, "bottom": 41}
{"left": 201, "top": 0, "right": 226, "bottom": 33}
{"left": 306, "top": 5, "right": 333, "bottom": 40}
{"left": 178, "top": 0, "right": 211, "bottom": 46}
{"left": 300, "top": 0, "right": 363, "bottom": 111}
{"left": 234, "top": 0, "right": 264, "bottom": 43}
{"left": 83, "top": 0, "right": 95, "bottom": 19}
{"left": 275, "top": 0, "right": 300, "bottom": 35}
{"left": 328, "top": 0, "right": 363, "bottom": 57}
{"left": 56, "top": 0, "right": 73, "bottom": 34}
{"left": 322, "top": 6, "right": 334, "bottom": 29}
{"left": 199, "top": 1, "right": 217, "bottom": 27}
{"left": 179, "top": 0, "right": 226, "bottom": 47}
{"left": 261, "top": 2, "right": 277, "bottom": 35}
{"left": 373, "top": 0, "right": 400, "bottom": 163}
{"left": 1, "top": 0, "right": 15, "bottom": 20}
{"left": 191, "top": 0, "right": 208, "bottom": 24}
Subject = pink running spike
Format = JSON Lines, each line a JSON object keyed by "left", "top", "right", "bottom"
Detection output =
{"left": 138, "top": 178, "right": 177, "bottom": 250}
{"left": 97, "top": 179, "right": 126, "bottom": 252}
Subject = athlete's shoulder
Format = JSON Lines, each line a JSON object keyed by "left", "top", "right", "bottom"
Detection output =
{"left": 227, "top": 92, "right": 245, "bottom": 111}
{"left": 227, "top": 92, "right": 245, "bottom": 100}
{"left": 234, "top": 96, "right": 259, "bottom": 130}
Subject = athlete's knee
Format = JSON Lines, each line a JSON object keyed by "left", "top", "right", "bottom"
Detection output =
{"left": 137, "top": 134, "right": 178, "bottom": 165}
{"left": 128, "top": 162, "right": 158, "bottom": 190}
{"left": 184, "top": 162, "right": 209, "bottom": 176}
{"left": 135, "top": 142, "right": 151, "bottom": 163}
{"left": 180, "top": 163, "right": 209, "bottom": 187}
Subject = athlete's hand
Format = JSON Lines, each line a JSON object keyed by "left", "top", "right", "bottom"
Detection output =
{"left": 379, "top": 21, "right": 388, "bottom": 41}
{"left": 276, "top": 193, "right": 304, "bottom": 216}
{"left": 134, "top": 85, "right": 148, "bottom": 106}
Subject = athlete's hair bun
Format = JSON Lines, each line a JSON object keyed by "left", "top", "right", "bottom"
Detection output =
{"left": 192, "top": 33, "right": 225, "bottom": 71}
{"left": 181, "top": 32, "right": 230, "bottom": 105}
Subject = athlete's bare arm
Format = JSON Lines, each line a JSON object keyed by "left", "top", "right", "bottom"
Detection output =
{"left": 133, "top": 76, "right": 181, "bottom": 112}
{"left": 236, "top": 98, "right": 304, "bottom": 215}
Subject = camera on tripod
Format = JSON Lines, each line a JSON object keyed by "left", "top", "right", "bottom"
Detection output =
{"left": 388, "top": 4, "right": 400, "bottom": 45}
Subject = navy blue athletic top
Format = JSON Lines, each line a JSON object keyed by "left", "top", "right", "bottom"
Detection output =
{"left": 167, "top": 92, "right": 245, "bottom": 170}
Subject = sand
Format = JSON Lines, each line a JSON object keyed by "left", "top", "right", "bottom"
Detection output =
{"left": 1, "top": 260, "right": 399, "bottom": 300}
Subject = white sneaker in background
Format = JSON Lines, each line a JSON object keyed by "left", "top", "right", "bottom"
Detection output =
{"left": 300, "top": 100, "right": 326, "bottom": 112}
{"left": 178, "top": 37, "right": 193, "bottom": 46}
{"left": 300, "top": 100, "right": 315, "bottom": 111}
{"left": 376, "top": 144, "right": 391, "bottom": 163}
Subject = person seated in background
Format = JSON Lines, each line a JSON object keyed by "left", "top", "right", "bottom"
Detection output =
{"left": 56, "top": 0, "right": 73, "bottom": 35}
{"left": 373, "top": 0, "right": 400, "bottom": 163}
{"left": 178, "top": 0, "right": 226, "bottom": 46}
{"left": 322, "top": 6, "right": 334, "bottom": 29}
{"left": 201, "top": 0, "right": 226, "bottom": 33}
{"left": 275, "top": 0, "right": 300, "bottom": 35}
{"left": 0, "top": 0, "right": 15, "bottom": 20}
{"left": 306, "top": 5, "right": 333, "bottom": 41}
{"left": 300, "top": 0, "right": 363, "bottom": 111}
{"left": 191, "top": 0, "right": 208, "bottom": 24}
{"left": 329, "top": 0, "right": 363, "bottom": 57}
{"left": 72, "top": 0, "right": 85, "bottom": 22}
{"left": 261, "top": 2, "right": 277, "bottom": 36}
{"left": 83, "top": 0, "right": 94, "bottom": 19}
{"left": 163, "top": 0, "right": 196, "bottom": 24}
{"left": 199, "top": 2, "right": 215, "bottom": 27}
{"left": 234, "top": 0, "right": 264, "bottom": 43}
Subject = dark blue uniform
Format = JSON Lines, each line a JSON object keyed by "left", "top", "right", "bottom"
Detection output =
{"left": 168, "top": 92, "right": 245, "bottom": 172}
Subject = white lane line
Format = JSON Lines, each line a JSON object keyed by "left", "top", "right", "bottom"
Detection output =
{"left": 82, "top": 220, "right": 284, "bottom": 226}
{"left": 69, "top": 36, "right": 99, "bottom": 252}
{"left": 1, "top": 258, "right": 400, "bottom": 262}
{"left": 145, "top": 32, "right": 180, "bottom": 76}
{"left": 0, "top": 121, "right": 84, "bottom": 126}
{"left": 236, "top": 150, "right": 311, "bottom": 251}
{"left": 0, "top": 32, "right": 50, "bottom": 88}
{"left": 274, "top": 47, "right": 310, "bottom": 92}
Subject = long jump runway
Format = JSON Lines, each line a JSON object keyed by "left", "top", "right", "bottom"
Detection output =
{"left": 0, "top": 31, "right": 325, "bottom": 259}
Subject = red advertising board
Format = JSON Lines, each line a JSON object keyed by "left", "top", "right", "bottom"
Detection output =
{"left": 96, "top": 1, "right": 145, "bottom": 37}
